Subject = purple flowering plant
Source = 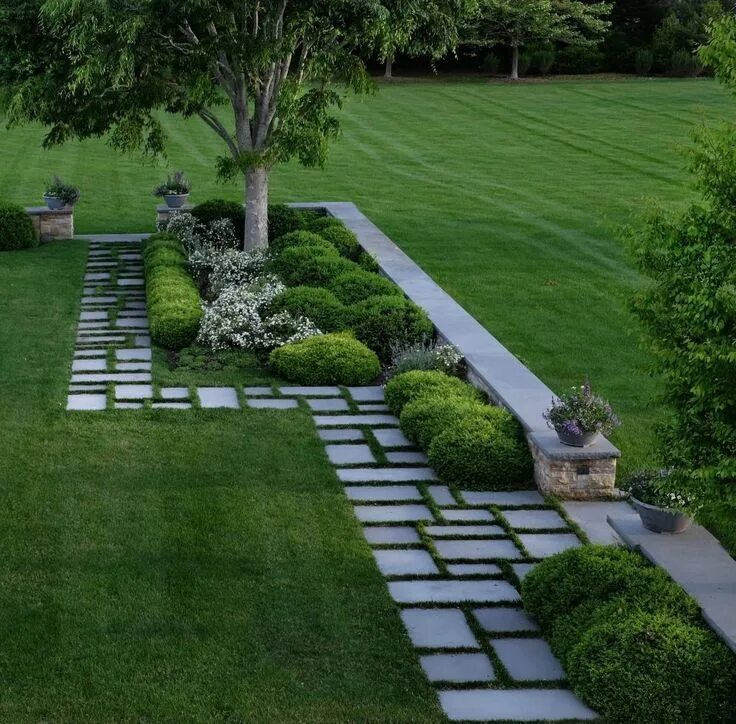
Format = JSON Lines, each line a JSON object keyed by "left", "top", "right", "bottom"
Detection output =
{"left": 543, "top": 380, "right": 620, "bottom": 437}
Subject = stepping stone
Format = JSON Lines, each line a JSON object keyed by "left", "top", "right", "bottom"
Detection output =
{"left": 401, "top": 608, "right": 478, "bottom": 649}
{"left": 77, "top": 328, "right": 121, "bottom": 336}
{"left": 462, "top": 490, "right": 545, "bottom": 507}
{"left": 421, "top": 653, "right": 494, "bottom": 683}
{"left": 71, "top": 373, "right": 150, "bottom": 383}
{"left": 313, "top": 414, "right": 399, "bottom": 427}
{"left": 326, "top": 444, "right": 376, "bottom": 465}
{"left": 348, "top": 386, "right": 384, "bottom": 402}
{"left": 84, "top": 273, "right": 110, "bottom": 281}
{"left": 82, "top": 297, "right": 118, "bottom": 304}
{"left": 125, "top": 301, "right": 147, "bottom": 309}
{"left": 74, "top": 349, "right": 107, "bottom": 357}
{"left": 318, "top": 428, "right": 364, "bottom": 442}
{"left": 345, "top": 485, "right": 421, "bottom": 502}
{"left": 363, "top": 526, "right": 421, "bottom": 545}
{"left": 426, "top": 525, "right": 503, "bottom": 538}
{"left": 427, "top": 485, "right": 455, "bottom": 506}
{"left": 115, "top": 402, "right": 143, "bottom": 410}
{"left": 357, "top": 403, "right": 390, "bottom": 412}
{"left": 474, "top": 608, "right": 540, "bottom": 633}
{"left": 243, "top": 386, "right": 273, "bottom": 396}
{"left": 491, "top": 639, "right": 564, "bottom": 681}
{"left": 373, "top": 549, "right": 439, "bottom": 576}
{"left": 115, "top": 317, "right": 149, "bottom": 328}
{"left": 353, "top": 504, "right": 433, "bottom": 523}
{"left": 512, "top": 563, "right": 539, "bottom": 581}
{"left": 307, "top": 397, "right": 349, "bottom": 412}
{"left": 518, "top": 533, "right": 581, "bottom": 558}
{"left": 152, "top": 402, "right": 192, "bottom": 409}
{"left": 75, "top": 336, "right": 126, "bottom": 344}
{"left": 69, "top": 384, "right": 106, "bottom": 392}
{"left": 160, "top": 387, "right": 189, "bottom": 400}
{"left": 67, "top": 394, "right": 107, "bottom": 410}
{"left": 115, "top": 385, "right": 153, "bottom": 400}
{"left": 338, "top": 467, "right": 436, "bottom": 482}
{"left": 389, "top": 579, "right": 520, "bottom": 604}
{"left": 441, "top": 508, "right": 494, "bottom": 522}
{"left": 135, "top": 335, "right": 151, "bottom": 346}
{"left": 372, "top": 428, "right": 412, "bottom": 448}
{"left": 116, "top": 348, "right": 151, "bottom": 361}
{"left": 246, "top": 398, "right": 298, "bottom": 409}
{"left": 78, "top": 322, "right": 109, "bottom": 329}
{"left": 115, "top": 362, "right": 151, "bottom": 372}
{"left": 435, "top": 539, "right": 522, "bottom": 561}
{"left": 118, "top": 278, "right": 144, "bottom": 286}
{"left": 72, "top": 359, "right": 107, "bottom": 372}
{"left": 447, "top": 563, "right": 502, "bottom": 576}
{"left": 385, "top": 451, "right": 428, "bottom": 464}
{"left": 198, "top": 387, "right": 240, "bottom": 409}
{"left": 80, "top": 311, "right": 108, "bottom": 321}
{"left": 503, "top": 509, "right": 569, "bottom": 530}
{"left": 438, "top": 689, "right": 597, "bottom": 722}
{"left": 279, "top": 385, "right": 341, "bottom": 396}
{"left": 120, "top": 309, "right": 147, "bottom": 318}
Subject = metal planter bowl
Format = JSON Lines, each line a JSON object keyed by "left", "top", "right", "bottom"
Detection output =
{"left": 164, "top": 193, "right": 189, "bottom": 208}
{"left": 43, "top": 195, "right": 66, "bottom": 210}
{"left": 556, "top": 429, "right": 600, "bottom": 448}
{"left": 631, "top": 497, "right": 692, "bottom": 534}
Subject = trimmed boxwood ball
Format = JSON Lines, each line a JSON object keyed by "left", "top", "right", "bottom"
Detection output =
{"left": 270, "top": 230, "right": 334, "bottom": 256}
{"left": 328, "top": 270, "right": 402, "bottom": 305}
{"left": 269, "top": 286, "right": 347, "bottom": 333}
{"left": 305, "top": 215, "right": 343, "bottom": 235}
{"left": 428, "top": 416, "right": 533, "bottom": 490}
{"left": 316, "top": 225, "right": 361, "bottom": 260}
{"left": 270, "top": 333, "right": 380, "bottom": 385}
{"left": 270, "top": 244, "right": 339, "bottom": 284}
{"left": 566, "top": 610, "right": 736, "bottom": 724}
{"left": 0, "top": 202, "right": 37, "bottom": 251}
{"left": 384, "top": 370, "right": 484, "bottom": 417}
{"left": 345, "top": 295, "right": 434, "bottom": 362}
{"left": 268, "top": 204, "right": 311, "bottom": 242}
{"left": 191, "top": 199, "right": 244, "bottom": 241}
{"left": 279, "top": 252, "right": 361, "bottom": 288}
{"left": 357, "top": 250, "right": 380, "bottom": 273}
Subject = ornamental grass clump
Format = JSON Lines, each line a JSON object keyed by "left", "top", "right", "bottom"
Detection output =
{"left": 543, "top": 379, "right": 620, "bottom": 442}
{"left": 386, "top": 339, "right": 464, "bottom": 379}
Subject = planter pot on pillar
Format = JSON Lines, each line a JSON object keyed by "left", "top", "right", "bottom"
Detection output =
{"left": 43, "top": 195, "right": 66, "bottom": 210}
{"left": 555, "top": 429, "right": 600, "bottom": 448}
{"left": 631, "top": 497, "right": 692, "bottom": 534}
{"left": 164, "top": 193, "right": 190, "bottom": 209}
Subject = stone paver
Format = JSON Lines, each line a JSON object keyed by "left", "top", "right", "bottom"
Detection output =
{"left": 82, "top": 296, "right": 117, "bottom": 304}
{"left": 116, "top": 348, "right": 151, "bottom": 361}
{"left": 80, "top": 311, "right": 108, "bottom": 321}
{"left": 563, "top": 500, "right": 630, "bottom": 544}
{"left": 71, "top": 373, "right": 150, "bottom": 383}
{"left": 354, "top": 504, "right": 433, "bottom": 523}
{"left": 118, "top": 278, "right": 144, "bottom": 286}
{"left": 75, "top": 336, "right": 126, "bottom": 345}
{"left": 441, "top": 508, "right": 494, "bottom": 522}
{"left": 326, "top": 444, "right": 376, "bottom": 465}
{"left": 512, "top": 563, "right": 539, "bottom": 581}
{"left": 67, "top": 394, "right": 107, "bottom": 411}
{"left": 421, "top": 653, "right": 494, "bottom": 683}
{"left": 503, "top": 509, "right": 569, "bottom": 530}
{"left": 357, "top": 403, "right": 390, "bottom": 412}
{"left": 389, "top": 579, "right": 520, "bottom": 604}
{"left": 69, "top": 384, "right": 106, "bottom": 392}
{"left": 426, "top": 525, "right": 503, "bottom": 538}
{"left": 447, "top": 563, "right": 502, "bottom": 576}
{"left": 244, "top": 386, "right": 273, "bottom": 396}
{"left": 462, "top": 490, "right": 545, "bottom": 507}
{"left": 348, "top": 386, "right": 384, "bottom": 402}
{"left": 152, "top": 402, "right": 192, "bottom": 409}
{"left": 474, "top": 607, "right": 540, "bottom": 633}
{"left": 280, "top": 385, "right": 341, "bottom": 396}
{"left": 197, "top": 387, "right": 240, "bottom": 409}
{"left": 115, "top": 402, "right": 143, "bottom": 410}
{"left": 345, "top": 485, "right": 421, "bottom": 502}
{"left": 492, "top": 638, "right": 565, "bottom": 681}
{"left": 307, "top": 398, "right": 350, "bottom": 411}
{"left": 385, "top": 451, "right": 428, "bottom": 464}
{"left": 434, "top": 539, "right": 522, "bottom": 561}
{"left": 401, "top": 608, "right": 478, "bottom": 649}
{"left": 313, "top": 414, "right": 399, "bottom": 427}
{"left": 519, "top": 533, "right": 581, "bottom": 558}
{"left": 115, "top": 362, "right": 152, "bottom": 372}
{"left": 337, "top": 467, "right": 436, "bottom": 482}
{"left": 246, "top": 398, "right": 298, "bottom": 409}
{"left": 372, "top": 428, "right": 412, "bottom": 448}
{"left": 72, "top": 359, "right": 107, "bottom": 372}
{"left": 160, "top": 387, "right": 189, "bottom": 400}
{"left": 115, "top": 385, "right": 152, "bottom": 400}
{"left": 363, "top": 526, "right": 421, "bottom": 545}
{"left": 74, "top": 349, "right": 107, "bottom": 357}
{"left": 115, "top": 317, "right": 149, "bottom": 328}
{"left": 427, "top": 485, "right": 456, "bottom": 506}
{"left": 318, "top": 428, "right": 365, "bottom": 442}
{"left": 373, "top": 549, "right": 439, "bottom": 576}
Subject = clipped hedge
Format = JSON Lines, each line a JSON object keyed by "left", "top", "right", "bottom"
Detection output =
{"left": 269, "top": 286, "right": 347, "bottom": 333}
{"left": 270, "top": 244, "right": 339, "bottom": 285}
{"left": 304, "top": 215, "right": 360, "bottom": 259}
{"left": 268, "top": 203, "right": 309, "bottom": 242}
{"left": 328, "top": 270, "right": 402, "bottom": 305}
{"left": 270, "top": 230, "right": 334, "bottom": 256}
{"left": 357, "top": 250, "right": 380, "bottom": 273}
{"left": 144, "top": 234, "right": 202, "bottom": 350}
{"left": 270, "top": 333, "right": 380, "bottom": 385}
{"left": 278, "top": 252, "right": 360, "bottom": 288}
{"left": 0, "top": 202, "right": 37, "bottom": 251}
{"left": 191, "top": 199, "right": 244, "bottom": 240}
{"left": 384, "top": 370, "right": 483, "bottom": 417}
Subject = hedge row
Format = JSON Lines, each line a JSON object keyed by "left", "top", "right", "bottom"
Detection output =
{"left": 521, "top": 546, "right": 736, "bottom": 723}
{"left": 384, "top": 370, "right": 533, "bottom": 490}
{"left": 143, "top": 232, "right": 202, "bottom": 350}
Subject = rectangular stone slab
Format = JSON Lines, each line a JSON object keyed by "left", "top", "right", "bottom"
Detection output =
{"left": 491, "top": 638, "right": 565, "bottom": 681}
{"left": 279, "top": 385, "right": 341, "bottom": 396}
{"left": 473, "top": 607, "right": 539, "bottom": 633}
{"left": 435, "top": 539, "right": 522, "bottom": 561}
{"left": 318, "top": 429, "right": 365, "bottom": 442}
{"left": 307, "top": 398, "right": 350, "bottom": 412}
{"left": 71, "top": 373, "right": 150, "bottom": 383}
{"left": 426, "top": 525, "right": 503, "bottom": 538}
{"left": 345, "top": 485, "right": 421, "bottom": 502}
{"left": 313, "top": 414, "right": 399, "bottom": 427}
{"left": 197, "top": 387, "right": 240, "bottom": 409}
{"left": 338, "top": 467, "right": 436, "bottom": 482}
{"left": 421, "top": 653, "right": 495, "bottom": 683}
{"left": 502, "top": 509, "right": 569, "bottom": 530}
{"left": 116, "top": 348, "right": 151, "bottom": 361}
{"left": 372, "top": 428, "right": 412, "bottom": 448}
{"left": 388, "top": 579, "right": 520, "bottom": 604}
{"left": 447, "top": 563, "right": 502, "bottom": 576}
{"left": 363, "top": 526, "right": 421, "bottom": 545}
{"left": 373, "top": 549, "right": 439, "bottom": 576}
{"left": 347, "top": 386, "right": 385, "bottom": 402}
{"left": 441, "top": 508, "right": 494, "bottom": 522}
{"left": 427, "top": 485, "right": 456, "bottom": 506}
{"left": 518, "top": 533, "right": 581, "bottom": 558}
{"left": 66, "top": 394, "right": 107, "bottom": 411}
{"left": 353, "top": 504, "right": 433, "bottom": 523}
{"left": 462, "top": 490, "right": 545, "bottom": 507}
{"left": 401, "top": 608, "right": 479, "bottom": 649}
{"left": 326, "top": 444, "right": 376, "bottom": 465}
{"left": 246, "top": 399, "right": 298, "bottom": 409}
{"left": 385, "top": 451, "right": 428, "bottom": 464}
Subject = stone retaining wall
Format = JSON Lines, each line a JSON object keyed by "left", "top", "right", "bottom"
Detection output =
{"left": 26, "top": 206, "right": 74, "bottom": 241}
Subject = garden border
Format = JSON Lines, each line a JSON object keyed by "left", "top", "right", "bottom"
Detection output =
{"left": 293, "top": 202, "right": 621, "bottom": 500}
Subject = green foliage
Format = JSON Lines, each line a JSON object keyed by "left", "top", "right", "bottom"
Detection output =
{"left": 144, "top": 235, "right": 202, "bottom": 349}
{"left": 635, "top": 47, "right": 654, "bottom": 75}
{"left": 154, "top": 170, "right": 191, "bottom": 197}
{"left": 387, "top": 339, "right": 465, "bottom": 378}
{"left": 357, "top": 250, "right": 380, "bottom": 273}
{"left": 273, "top": 248, "right": 359, "bottom": 288}
{"left": 0, "top": 202, "right": 37, "bottom": 251}
{"left": 304, "top": 215, "right": 343, "bottom": 235}
{"left": 700, "top": 15, "right": 736, "bottom": 91}
{"left": 191, "top": 199, "right": 244, "bottom": 240}
{"left": 44, "top": 175, "right": 80, "bottom": 205}
{"left": 384, "top": 369, "right": 483, "bottom": 416}
{"left": 269, "top": 332, "right": 380, "bottom": 385}
{"left": 269, "top": 286, "right": 347, "bottom": 332}
{"left": 328, "top": 270, "right": 402, "bottom": 304}
{"left": 345, "top": 295, "right": 434, "bottom": 361}
{"left": 669, "top": 48, "right": 703, "bottom": 76}
{"left": 316, "top": 225, "right": 361, "bottom": 260}
{"left": 270, "top": 230, "right": 335, "bottom": 256}
{"left": 269, "top": 243, "right": 339, "bottom": 284}
{"left": 268, "top": 204, "right": 309, "bottom": 242}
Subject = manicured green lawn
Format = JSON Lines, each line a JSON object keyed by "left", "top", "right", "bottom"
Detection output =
{"left": 0, "top": 243, "right": 442, "bottom": 721}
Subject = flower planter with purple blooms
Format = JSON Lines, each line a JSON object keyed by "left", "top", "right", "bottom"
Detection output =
{"left": 153, "top": 171, "right": 191, "bottom": 208}
{"left": 543, "top": 380, "right": 620, "bottom": 447}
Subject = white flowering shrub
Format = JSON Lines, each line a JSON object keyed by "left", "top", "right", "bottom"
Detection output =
{"left": 209, "top": 248, "right": 270, "bottom": 298}
{"left": 386, "top": 339, "right": 465, "bottom": 379}
{"left": 160, "top": 212, "right": 199, "bottom": 251}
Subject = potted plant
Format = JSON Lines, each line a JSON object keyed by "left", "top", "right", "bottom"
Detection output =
{"left": 543, "top": 380, "right": 620, "bottom": 447}
{"left": 43, "top": 176, "right": 80, "bottom": 210}
{"left": 154, "top": 171, "right": 191, "bottom": 208}
{"left": 622, "top": 469, "right": 696, "bottom": 534}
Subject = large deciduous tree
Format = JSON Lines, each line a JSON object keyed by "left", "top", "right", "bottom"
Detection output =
{"left": 0, "top": 0, "right": 392, "bottom": 250}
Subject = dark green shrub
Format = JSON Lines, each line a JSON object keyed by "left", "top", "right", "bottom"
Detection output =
{"left": 635, "top": 48, "right": 654, "bottom": 75}
{"left": 305, "top": 215, "right": 342, "bottom": 235}
{"left": 277, "top": 250, "right": 360, "bottom": 288}
{"left": 270, "top": 244, "right": 339, "bottom": 284}
{"left": 428, "top": 416, "right": 533, "bottom": 490}
{"left": 357, "top": 250, "right": 380, "bottom": 273}
{"left": 345, "top": 295, "right": 434, "bottom": 362}
{"left": 270, "top": 230, "right": 334, "bottom": 256}
{"left": 269, "top": 286, "right": 347, "bottom": 332}
{"left": 567, "top": 610, "right": 736, "bottom": 723}
{"left": 0, "top": 202, "right": 37, "bottom": 251}
{"left": 328, "top": 270, "right": 402, "bottom": 305}
{"left": 384, "top": 370, "right": 483, "bottom": 416}
{"left": 191, "top": 199, "right": 244, "bottom": 240}
{"left": 316, "top": 224, "right": 360, "bottom": 259}
{"left": 268, "top": 204, "right": 308, "bottom": 242}
{"left": 270, "top": 333, "right": 380, "bottom": 385}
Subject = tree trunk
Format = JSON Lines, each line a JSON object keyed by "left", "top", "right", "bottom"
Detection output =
{"left": 384, "top": 55, "right": 393, "bottom": 79}
{"left": 244, "top": 166, "right": 269, "bottom": 251}
{"left": 511, "top": 45, "right": 519, "bottom": 81}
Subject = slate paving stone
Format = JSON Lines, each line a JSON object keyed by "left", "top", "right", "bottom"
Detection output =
{"left": 152, "top": 402, "right": 192, "bottom": 409}
{"left": 345, "top": 485, "right": 421, "bottom": 502}
{"left": 115, "top": 385, "right": 153, "bottom": 400}
{"left": 135, "top": 336, "right": 152, "bottom": 347}
{"left": 119, "top": 309, "right": 147, "bottom": 317}
{"left": 198, "top": 387, "right": 240, "bottom": 408}
{"left": 246, "top": 398, "right": 298, "bottom": 409}
{"left": 363, "top": 526, "right": 421, "bottom": 545}
{"left": 307, "top": 398, "right": 349, "bottom": 412}
{"left": 438, "top": 689, "right": 597, "bottom": 722}
{"left": 80, "top": 311, "right": 108, "bottom": 321}
{"left": 357, "top": 403, "right": 390, "bottom": 412}
{"left": 338, "top": 467, "right": 436, "bottom": 482}
{"left": 77, "top": 328, "right": 122, "bottom": 335}
{"left": 348, "top": 386, "right": 384, "bottom": 402}
{"left": 353, "top": 504, "right": 433, "bottom": 523}
{"left": 72, "top": 359, "right": 107, "bottom": 372}
{"left": 313, "top": 414, "right": 399, "bottom": 427}
{"left": 118, "top": 278, "right": 144, "bottom": 286}
{"left": 243, "top": 386, "right": 273, "bottom": 396}
{"left": 373, "top": 549, "right": 439, "bottom": 576}
{"left": 389, "top": 579, "right": 520, "bottom": 604}
{"left": 503, "top": 509, "right": 569, "bottom": 530}
{"left": 372, "top": 428, "right": 412, "bottom": 448}
{"left": 318, "top": 428, "right": 365, "bottom": 442}
{"left": 441, "top": 509, "right": 494, "bottom": 522}
{"left": 74, "top": 349, "right": 107, "bottom": 357}
{"left": 125, "top": 301, "right": 147, "bottom": 309}
{"left": 67, "top": 394, "right": 107, "bottom": 411}
{"left": 116, "top": 348, "right": 151, "bottom": 361}
{"left": 518, "top": 533, "right": 581, "bottom": 558}
{"left": 160, "top": 387, "right": 189, "bottom": 400}
{"left": 115, "top": 402, "right": 143, "bottom": 410}
{"left": 82, "top": 297, "right": 118, "bottom": 304}
{"left": 326, "top": 444, "right": 376, "bottom": 465}
{"left": 401, "top": 608, "right": 479, "bottom": 649}
{"left": 512, "top": 563, "right": 539, "bottom": 581}
{"left": 474, "top": 608, "right": 540, "bottom": 633}
{"left": 421, "top": 653, "right": 495, "bottom": 683}
{"left": 447, "top": 563, "right": 502, "bottom": 576}
{"left": 71, "top": 373, "right": 150, "bottom": 383}
{"left": 115, "top": 362, "right": 151, "bottom": 372}
{"left": 78, "top": 322, "right": 108, "bottom": 329}
{"left": 69, "top": 384, "right": 107, "bottom": 392}
{"left": 115, "top": 317, "right": 149, "bottom": 328}
{"left": 279, "top": 385, "right": 341, "bottom": 396}
{"left": 434, "top": 539, "right": 522, "bottom": 561}
{"left": 76, "top": 336, "right": 126, "bottom": 344}
{"left": 491, "top": 639, "right": 565, "bottom": 681}
{"left": 462, "top": 490, "right": 545, "bottom": 507}
{"left": 386, "top": 451, "right": 428, "bottom": 464}
{"left": 427, "top": 485, "right": 456, "bottom": 506}
{"left": 426, "top": 525, "right": 503, "bottom": 538}
{"left": 84, "top": 273, "right": 110, "bottom": 281}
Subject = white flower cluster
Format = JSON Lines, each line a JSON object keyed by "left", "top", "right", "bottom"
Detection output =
{"left": 434, "top": 344, "right": 464, "bottom": 375}
{"left": 208, "top": 248, "right": 270, "bottom": 298}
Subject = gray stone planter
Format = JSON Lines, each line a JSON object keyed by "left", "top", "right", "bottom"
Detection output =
{"left": 164, "top": 193, "right": 189, "bottom": 208}
{"left": 631, "top": 497, "right": 692, "bottom": 534}
{"left": 43, "top": 195, "right": 66, "bottom": 210}
{"left": 555, "top": 429, "right": 600, "bottom": 448}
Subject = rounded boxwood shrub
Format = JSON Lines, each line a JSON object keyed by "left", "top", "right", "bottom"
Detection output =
{"left": 279, "top": 252, "right": 361, "bottom": 288}
{"left": 269, "top": 286, "right": 347, "bottom": 333}
{"left": 428, "top": 416, "right": 533, "bottom": 490}
{"left": 328, "top": 270, "right": 402, "bottom": 305}
{"left": 345, "top": 295, "right": 434, "bottom": 362}
{"left": 384, "top": 370, "right": 483, "bottom": 417}
{"left": 268, "top": 203, "right": 308, "bottom": 242}
{"left": 0, "top": 202, "right": 37, "bottom": 251}
{"left": 316, "top": 225, "right": 360, "bottom": 259}
{"left": 358, "top": 250, "right": 380, "bottom": 273}
{"left": 566, "top": 610, "right": 736, "bottom": 724}
{"left": 305, "top": 215, "right": 343, "bottom": 235}
{"left": 270, "top": 244, "right": 339, "bottom": 284}
{"left": 191, "top": 199, "right": 244, "bottom": 239}
{"left": 270, "top": 230, "right": 334, "bottom": 256}
{"left": 270, "top": 333, "right": 380, "bottom": 385}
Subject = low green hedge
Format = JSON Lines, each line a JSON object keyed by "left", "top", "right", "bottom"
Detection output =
{"left": 305, "top": 215, "right": 360, "bottom": 259}
{"left": 384, "top": 370, "right": 483, "bottom": 417}
{"left": 270, "top": 333, "right": 380, "bottom": 385}
{"left": 269, "top": 286, "right": 347, "bottom": 333}
{"left": 270, "top": 230, "right": 333, "bottom": 256}
{"left": 268, "top": 204, "right": 310, "bottom": 242}
{"left": 144, "top": 234, "right": 202, "bottom": 350}
{"left": 0, "top": 202, "right": 37, "bottom": 251}
{"left": 278, "top": 251, "right": 361, "bottom": 288}
{"left": 328, "top": 270, "right": 402, "bottom": 305}
{"left": 357, "top": 250, "right": 380, "bottom": 273}
{"left": 270, "top": 244, "right": 339, "bottom": 284}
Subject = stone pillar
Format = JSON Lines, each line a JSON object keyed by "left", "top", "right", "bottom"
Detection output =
{"left": 156, "top": 204, "right": 193, "bottom": 227}
{"left": 25, "top": 206, "right": 74, "bottom": 241}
